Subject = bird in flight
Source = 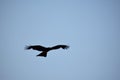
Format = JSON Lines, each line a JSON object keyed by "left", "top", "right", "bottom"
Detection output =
{"left": 25, "top": 45, "right": 69, "bottom": 57}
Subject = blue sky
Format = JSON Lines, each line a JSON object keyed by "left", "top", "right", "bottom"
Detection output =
{"left": 0, "top": 0, "right": 120, "bottom": 80}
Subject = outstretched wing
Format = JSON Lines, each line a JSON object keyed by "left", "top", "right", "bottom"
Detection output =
{"left": 25, "top": 45, "right": 47, "bottom": 51}
{"left": 50, "top": 45, "right": 69, "bottom": 50}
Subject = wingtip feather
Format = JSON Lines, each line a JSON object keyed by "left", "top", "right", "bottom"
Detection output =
{"left": 25, "top": 45, "right": 31, "bottom": 50}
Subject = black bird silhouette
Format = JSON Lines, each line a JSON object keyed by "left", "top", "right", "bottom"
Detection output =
{"left": 25, "top": 45, "right": 69, "bottom": 57}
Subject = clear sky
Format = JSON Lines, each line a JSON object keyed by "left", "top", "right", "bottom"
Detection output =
{"left": 0, "top": 0, "right": 120, "bottom": 80}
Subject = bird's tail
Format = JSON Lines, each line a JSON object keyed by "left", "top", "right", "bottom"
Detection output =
{"left": 36, "top": 51, "right": 48, "bottom": 57}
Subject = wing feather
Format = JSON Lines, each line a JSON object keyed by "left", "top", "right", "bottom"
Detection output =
{"left": 25, "top": 45, "right": 47, "bottom": 51}
{"left": 50, "top": 45, "right": 69, "bottom": 50}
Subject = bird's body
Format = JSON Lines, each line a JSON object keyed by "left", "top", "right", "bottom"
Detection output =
{"left": 25, "top": 45, "right": 69, "bottom": 57}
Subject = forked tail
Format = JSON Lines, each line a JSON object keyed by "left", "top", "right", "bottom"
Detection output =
{"left": 36, "top": 51, "right": 48, "bottom": 57}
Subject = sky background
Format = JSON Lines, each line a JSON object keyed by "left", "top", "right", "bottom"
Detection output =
{"left": 0, "top": 0, "right": 120, "bottom": 80}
